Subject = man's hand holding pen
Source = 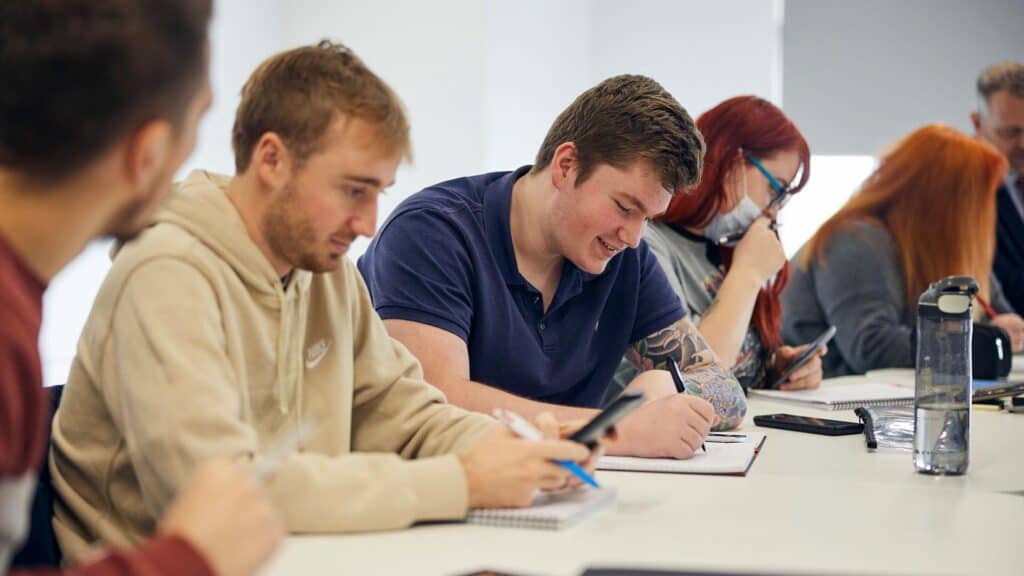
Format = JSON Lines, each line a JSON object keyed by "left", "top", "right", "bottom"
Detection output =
{"left": 607, "top": 367, "right": 717, "bottom": 459}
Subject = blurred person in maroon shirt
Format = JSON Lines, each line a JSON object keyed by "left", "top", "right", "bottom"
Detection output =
{"left": 0, "top": 1, "right": 282, "bottom": 575}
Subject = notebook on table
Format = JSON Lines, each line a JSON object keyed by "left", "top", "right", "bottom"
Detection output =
{"left": 864, "top": 368, "right": 915, "bottom": 387}
{"left": 465, "top": 487, "right": 616, "bottom": 530}
{"left": 856, "top": 369, "right": 1024, "bottom": 402}
{"left": 748, "top": 382, "right": 913, "bottom": 410}
{"left": 598, "top": 432, "right": 766, "bottom": 476}
{"left": 972, "top": 378, "right": 1024, "bottom": 401}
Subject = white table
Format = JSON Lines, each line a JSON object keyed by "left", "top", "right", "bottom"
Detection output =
{"left": 264, "top": 377, "right": 1024, "bottom": 576}
{"left": 745, "top": 395, "right": 1024, "bottom": 495}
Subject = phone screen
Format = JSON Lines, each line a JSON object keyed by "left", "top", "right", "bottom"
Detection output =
{"left": 771, "top": 325, "right": 836, "bottom": 388}
{"left": 754, "top": 413, "right": 863, "bottom": 435}
{"left": 569, "top": 391, "right": 645, "bottom": 447}
{"left": 767, "top": 414, "right": 849, "bottom": 429}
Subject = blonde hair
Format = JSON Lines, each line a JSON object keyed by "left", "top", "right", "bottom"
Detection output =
{"left": 232, "top": 40, "right": 411, "bottom": 173}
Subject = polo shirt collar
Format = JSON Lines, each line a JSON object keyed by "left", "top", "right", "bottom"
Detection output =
{"left": 484, "top": 165, "right": 532, "bottom": 287}
{"left": 483, "top": 165, "right": 603, "bottom": 292}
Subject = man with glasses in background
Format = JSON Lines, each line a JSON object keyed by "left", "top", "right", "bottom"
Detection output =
{"left": 973, "top": 62, "right": 1024, "bottom": 319}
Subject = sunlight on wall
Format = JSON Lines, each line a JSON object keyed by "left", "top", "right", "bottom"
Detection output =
{"left": 777, "top": 155, "right": 876, "bottom": 257}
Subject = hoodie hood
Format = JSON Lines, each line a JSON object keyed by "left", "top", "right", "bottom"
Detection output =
{"left": 154, "top": 170, "right": 311, "bottom": 414}
{"left": 154, "top": 170, "right": 311, "bottom": 297}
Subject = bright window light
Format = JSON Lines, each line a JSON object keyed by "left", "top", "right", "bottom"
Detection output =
{"left": 777, "top": 155, "right": 876, "bottom": 257}
{"left": 39, "top": 240, "right": 113, "bottom": 386}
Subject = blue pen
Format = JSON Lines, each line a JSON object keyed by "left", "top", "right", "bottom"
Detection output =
{"left": 493, "top": 409, "right": 601, "bottom": 488}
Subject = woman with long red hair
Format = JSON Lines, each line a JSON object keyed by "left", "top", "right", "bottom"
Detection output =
{"left": 621, "top": 95, "right": 821, "bottom": 392}
{"left": 782, "top": 123, "right": 1024, "bottom": 377}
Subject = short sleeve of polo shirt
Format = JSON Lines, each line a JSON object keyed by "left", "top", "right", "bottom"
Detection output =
{"left": 360, "top": 207, "right": 476, "bottom": 343}
{"left": 630, "top": 240, "right": 687, "bottom": 343}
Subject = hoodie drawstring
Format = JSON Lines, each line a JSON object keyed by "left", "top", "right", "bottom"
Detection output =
{"left": 274, "top": 280, "right": 309, "bottom": 416}
{"left": 275, "top": 287, "right": 290, "bottom": 414}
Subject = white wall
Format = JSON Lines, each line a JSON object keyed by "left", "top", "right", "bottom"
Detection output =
{"left": 481, "top": 0, "right": 595, "bottom": 170}
{"left": 480, "top": 0, "right": 784, "bottom": 171}
{"left": 181, "top": 0, "right": 282, "bottom": 176}
{"left": 590, "top": 0, "right": 783, "bottom": 116}
{"left": 784, "top": 0, "right": 1024, "bottom": 155}
{"left": 279, "top": 0, "right": 488, "bottom": 256}
{"left": 35, "top": 0, "right": 789, "bottom": 385}
{"left": 49, "top": 0, "right": 990, "bottom": 385}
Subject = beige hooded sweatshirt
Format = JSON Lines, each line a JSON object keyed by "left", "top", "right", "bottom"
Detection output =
{"left": 50, "top": 170, "right": 494, "bottom": 562}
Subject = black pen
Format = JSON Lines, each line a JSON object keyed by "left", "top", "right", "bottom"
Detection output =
{"left": 714, "top": 221, "right": 779, "bottom": 246}
{"left": 667, "top": 357, "right": 707, "bottom": 454}
{"left": 854, "top": 407, "right": 877, "bottom": 450}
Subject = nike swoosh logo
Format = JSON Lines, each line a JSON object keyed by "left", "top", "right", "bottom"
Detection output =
{"left": 305, "top": 339, "right": 331, "bottom": 370}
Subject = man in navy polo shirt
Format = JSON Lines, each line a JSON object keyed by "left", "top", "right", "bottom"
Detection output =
{"left": 359, "top": 75, "right": 746, "bottom": 458}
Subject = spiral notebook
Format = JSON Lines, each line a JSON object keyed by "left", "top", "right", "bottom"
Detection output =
{"left": 868, "top": 368, "right": 1024, "bottom": 402}
{"left": 748, "top": 381, "right": 913, "bottom": 410}
{"left": 465, "top": 487, "right": 616, "bottom": 530}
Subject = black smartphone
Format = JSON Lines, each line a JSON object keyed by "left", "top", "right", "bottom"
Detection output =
{"left": 569, "top": 391, "right": 645, "bottom": 448}
{"left": 771, "top": 325, "right": 836, "bottom": 388}
{"left": 753, "top": 413, "right": 863, "bottom": 436}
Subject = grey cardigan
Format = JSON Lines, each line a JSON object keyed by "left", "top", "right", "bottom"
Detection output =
{"left": 781, "top": 220, "right": 1012, "bottom": 377}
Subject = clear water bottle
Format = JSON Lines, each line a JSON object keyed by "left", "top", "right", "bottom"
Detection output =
{"left": 914, "top": 276, "right": 977, "bottom": 475}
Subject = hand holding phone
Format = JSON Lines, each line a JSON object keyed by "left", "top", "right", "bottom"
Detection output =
{"left": 569, "top": 391, "right": 645, "bottom": 448}
{"left": 493, "top": 410, "right": 601, "bottom": 488}
{"left": 771, "top": 325, "right": 835, "bottom": 389}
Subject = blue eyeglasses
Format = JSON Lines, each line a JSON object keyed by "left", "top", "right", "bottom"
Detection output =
{"left": 745, "top": 153, "right": 794, "bottom": 212}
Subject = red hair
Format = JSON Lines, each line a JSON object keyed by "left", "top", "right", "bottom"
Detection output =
{"left": 658, "top": 96, "right": 811, "bottom": 351}
{"left": 804, "top": 124, "right": 1007, "bottom": 313}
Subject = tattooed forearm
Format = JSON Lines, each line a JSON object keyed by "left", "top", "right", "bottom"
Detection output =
{"left": 628, "top": 318, "right": 707, "bottom": 371}
{"left": 629, "top": 317, "right": 747, "bottom": 430}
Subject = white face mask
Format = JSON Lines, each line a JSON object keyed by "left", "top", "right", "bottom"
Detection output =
{"left": 704, "top": 195, "right": 761, "bottom": 246}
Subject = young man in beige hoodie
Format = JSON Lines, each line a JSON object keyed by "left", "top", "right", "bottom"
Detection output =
{"left": 50, "top": 41, "right": 593, "bottom": 561}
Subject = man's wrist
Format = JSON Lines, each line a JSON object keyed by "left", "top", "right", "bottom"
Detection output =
{"left": 456, "top": 451, "right": 481, "bottom": 508}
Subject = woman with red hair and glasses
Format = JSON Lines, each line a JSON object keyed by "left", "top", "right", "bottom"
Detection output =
{"left": 783, "top": 124, "right": 1024, "bottom": 378}
{"left": 618, "top": 95, "right": 822, "bottom": 393}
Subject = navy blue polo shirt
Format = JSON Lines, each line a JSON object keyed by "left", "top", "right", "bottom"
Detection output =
{"left": 357, "top": 166, "right": 685, "bottom": 407}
